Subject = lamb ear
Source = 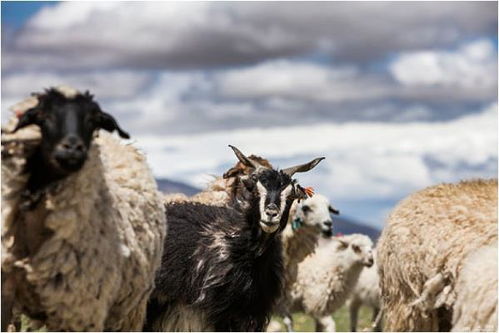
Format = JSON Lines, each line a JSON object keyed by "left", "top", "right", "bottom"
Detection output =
{"left": 337, "top": 238, "right": 349, "bottom": 249}
{"left": 11, "top": 108, "right": 40, "bottom": 133}
{"left": 329, "top": 206, "right": 340, "bottom": 215}
{"left": 98, "top": 111, "right": 130, "bottom": 139}
{"left": 282, "top": 157, "right": 325, "bottom": 177}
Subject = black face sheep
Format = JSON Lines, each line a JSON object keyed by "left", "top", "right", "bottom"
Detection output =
{"left": 145, "top": 146, "right": 324, "bottom": 331}
{"left": 1, "top": 87, "right": 166, "bottom": 331}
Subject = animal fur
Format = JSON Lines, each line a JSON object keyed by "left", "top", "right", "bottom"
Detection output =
{"left": 377, "top": 179, "right": 498, "bottom": 331}
{"left": 285, "top": 234, "right": 374, "bottom": 331}
{"left": 451, "top": 245, "right": 497, "bottom": 332}
{"left": 2, "top": 125, "right": 166, "bottom": 331}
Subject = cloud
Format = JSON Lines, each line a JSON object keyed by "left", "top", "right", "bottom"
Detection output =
{"left": 133, "top": 102, "right": 497, "bottom": 226}
{"left": 391, "top": 39, "right": 497, "bottom": 93}
{"left": 4, "top": 2, "right": 496, "bottom": 70}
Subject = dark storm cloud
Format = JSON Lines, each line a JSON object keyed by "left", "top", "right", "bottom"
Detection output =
{"left": 3, "top": 2, "right": 497, "bottom": 70}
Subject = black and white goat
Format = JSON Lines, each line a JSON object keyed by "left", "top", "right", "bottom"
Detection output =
{"left": 145, "top": 146, "right": 324, "bottom": 331}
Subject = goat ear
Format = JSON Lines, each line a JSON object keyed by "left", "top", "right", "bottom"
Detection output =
{"left": 12, "top": 108, "right": 40, "bottom": 133}
{"left": 228, "top": 145, "right": 261, "bottom": 169}
{"left": 282, "top": 157, "right": 325, "bottom": 177}
{"left": 98, "top": 111, "right": 130, "bottom": 139}
{"left": 329, "top": 206, "right": 340, "bottom": 215}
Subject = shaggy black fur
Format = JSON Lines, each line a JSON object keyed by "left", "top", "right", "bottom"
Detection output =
{"left": 145, "top": 169, "right": 298, "bottom": 332}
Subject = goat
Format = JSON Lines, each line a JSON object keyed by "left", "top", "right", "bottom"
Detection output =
{"left": 145, "top": 146, "right": 324, "bottom": 331}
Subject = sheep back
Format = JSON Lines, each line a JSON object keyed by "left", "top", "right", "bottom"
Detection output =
{"left": 377, "top": 179, "right": 497, "bottom": 331}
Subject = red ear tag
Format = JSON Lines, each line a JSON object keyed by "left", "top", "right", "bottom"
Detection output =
{"left": 15, "top": 110, "right": 24, "bottom": 118}
{"left": 304, "top": 187, "right": 315, "bottom": 197}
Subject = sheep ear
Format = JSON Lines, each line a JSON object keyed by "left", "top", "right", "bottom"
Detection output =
{"left": 329, "top": 206, "right": 340, "bottom": 215}
{"left": 98, "top": 111, "right": 130, "bottom": 139}
{"left": 282, "top": 157, "right": 325, "bottom": 177}
{"left": 12, "top": 108, "right": 40, "bottom": 133}
{"left": 337, "top": 239, "right": 348, "bottom": 249}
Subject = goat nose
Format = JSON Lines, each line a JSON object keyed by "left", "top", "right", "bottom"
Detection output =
{"left": 324, "top": 220, "right": 332, "bottom": 227}
{"left": 265, "top": 204, "right": 279, "bottom": 218}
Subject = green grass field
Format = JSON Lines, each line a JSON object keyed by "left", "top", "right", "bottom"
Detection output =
{"left": 271, "top": 304, "right": 376, "bottom": 332}
{"left": 20, "top": 304, "right": 375, "bottom": 332}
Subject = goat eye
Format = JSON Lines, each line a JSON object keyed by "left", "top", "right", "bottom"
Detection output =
{"left": 352, "top": 245, "right": 361, "bottom": 253}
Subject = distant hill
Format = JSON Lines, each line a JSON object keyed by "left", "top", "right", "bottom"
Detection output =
{"left": 156, "top": 178, "right": 381, "bottom": 240}
{"left": 333, "top": 216, "right": 381, "bottom": 242}
{"left": 156, "top": 178, "right": 200, "bottom": 196}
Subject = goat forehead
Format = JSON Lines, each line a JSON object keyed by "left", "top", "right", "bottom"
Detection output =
{"left": 258, "top": 170, "right": 291, "bottom": 189}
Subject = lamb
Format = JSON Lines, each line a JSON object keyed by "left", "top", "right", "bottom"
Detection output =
{"left": 1, "top": 87, "right": 166, "bottom": 331}
{"left": 284, "top": 234, "right": 374, "bottom": 332}
{"left": 144, "top": 146, "right": 324, "bottom": 331}
{"left": 451, "top": 245, "right": 497, "bottom": 332}
{"left": 348, "top": 253, "right": 382, "bottom": 332}
{"left": 376, "top": 179, "right": 497, "bottom": 331}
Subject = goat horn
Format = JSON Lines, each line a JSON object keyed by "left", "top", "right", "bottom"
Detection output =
{"left": 228, "top": 145, "right": 263, "bottom": 170}
{"left": 282, "top": 157, "right": 325, "bottom": 177}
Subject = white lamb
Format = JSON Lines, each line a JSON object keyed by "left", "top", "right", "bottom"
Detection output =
{"left": 285, "top": 234, "right": 374, "bottom": 332}
{"left": 347, "top": 253, "right": 382, "bottom": 332}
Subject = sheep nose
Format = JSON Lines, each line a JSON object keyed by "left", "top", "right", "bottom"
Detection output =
{"left": 323, "top": 220, "right": 332, "bottom": 227}
{"left": 265, "top": 203, "right": 279, "bottom": 218}
{"left": 61, "top": 136, "right": 85, "bottom": 153}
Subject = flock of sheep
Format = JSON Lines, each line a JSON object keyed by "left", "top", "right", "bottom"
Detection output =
{"left": 1, "top": 86, "right": 497, "bottom": 332}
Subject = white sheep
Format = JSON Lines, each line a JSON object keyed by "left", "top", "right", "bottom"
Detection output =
{"left": 376, "top": 179, "right": 497, "bottom": 331}
{"left": 1, "top": 88, "right": 166, "bottom": 331}
{"left": 271, "top": 194, "right": 339, "bottom": 331}
{"left": 347, "top": 254, "right": 382, "bottom": 332}
{"left": 284, "top": 234, "right": 374, "bottom": 332}
{"left": 451, "top": 245, "right": 497, "bottom": 332}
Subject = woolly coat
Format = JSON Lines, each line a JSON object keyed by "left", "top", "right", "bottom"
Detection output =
{"left": 288, "top": 235, "right": 373, "bottom": 317}
{"left": 2, "top": 128, "right": 166, "bottom": 331}
{"left": 451, "top": 245, "right": 497, "bottom": 332}
{"left": 377, "top": 179, "right": 497, "bottom": 331}
{"left": 349, "top": 258, "right": 380, "bottom": 310}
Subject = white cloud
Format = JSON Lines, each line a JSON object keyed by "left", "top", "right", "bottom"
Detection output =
{"left": 390, "top": 39, "right": 497, "bottom": 89}
{"left": 134, "top": 103, "right": 497, "bottom": 216}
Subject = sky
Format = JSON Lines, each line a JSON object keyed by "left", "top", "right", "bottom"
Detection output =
{"left": 2, "top": 1, "right": 497, "bottom": 228}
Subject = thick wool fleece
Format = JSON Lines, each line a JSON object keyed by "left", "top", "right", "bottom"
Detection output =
{"left": 290, "top": 235, "right": 372, "bottom": 317}
{"left": 452, "top": 245, "right": 497, "bottom": 332}
{"left": 377, "top": 179, "right": 497, "bottom": 331}
{"left": 2, "top": 130, "right": 166, "bottom": 331}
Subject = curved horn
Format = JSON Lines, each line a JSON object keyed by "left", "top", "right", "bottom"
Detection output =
{"left": 282, "top": 157, "right": 325, "bottom": 177}
{"left": 228, "top": 145, "right": 259, "bottom": 169}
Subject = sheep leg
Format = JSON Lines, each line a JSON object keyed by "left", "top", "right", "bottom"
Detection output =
{"left": 282, "top": 314, "right": 294, "bottom": 332}
{"left": 315, "top": 315, "right": 336, "bottom": 332}
{"left": 349, "top": 299, "right": 361, "bottom": 332}
{"left": 372, "top": 307, "right": 382, "bottom": 332}
{"left": 410, "top": 272, "right": 449, "bottom": 313}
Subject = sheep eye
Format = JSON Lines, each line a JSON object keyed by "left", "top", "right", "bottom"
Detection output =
{"left": 352, "top": 245, "right": 361, "bottom": 253}
{"left": 302, "top": 205, "right": 312, "bottom": 213}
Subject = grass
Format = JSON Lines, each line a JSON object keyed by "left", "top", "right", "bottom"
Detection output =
{"left": 19, "top": 304, "right": 375, "bottom": 332}
{"left": 271, "top": 304, "right": 376, "bottom": 332}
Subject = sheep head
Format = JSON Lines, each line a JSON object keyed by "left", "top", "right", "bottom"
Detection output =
{"left": 12, "top": 87, "right": 129, "bottom": 177}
